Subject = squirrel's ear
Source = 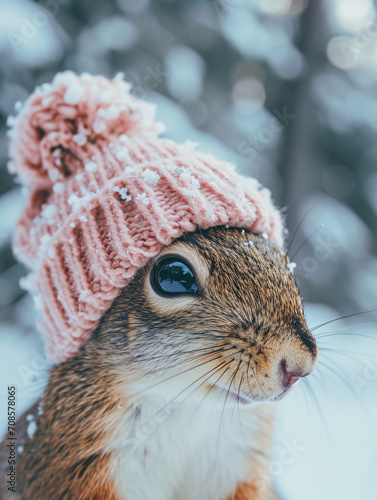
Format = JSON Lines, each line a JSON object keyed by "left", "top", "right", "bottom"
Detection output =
{"left": 7, "top": 71, "right": 162, "bottom": 189}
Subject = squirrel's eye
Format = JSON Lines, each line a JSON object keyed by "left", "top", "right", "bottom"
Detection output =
{"left": 151, "top": 257, "right": 198, "bottom": 295}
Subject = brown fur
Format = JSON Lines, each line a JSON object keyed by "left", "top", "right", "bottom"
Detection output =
{"left": 226, "top": 404, "right": 278, "bottom": 500}
{"left": 0, "top": 226, "right": 318, "bottom": 499}
{"left": 227, "top": 484, "right": 283, "bottom": 500}
{"left": 0, "top": 362, "right": 122, "bottom": 499}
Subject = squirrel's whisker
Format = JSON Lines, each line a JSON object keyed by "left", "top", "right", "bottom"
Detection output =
{"left": 137, "top": 359, "right": 235, "bottom": 432}
{"left": 310, "top": 310, "right": 377, "bottom": 332}
{"left": 290, "top": 224, "right": 324, "bottom": 261}
{"left": 135, "top": 345, "right": 235, "bottom": 363}
{"left": 317, "top": 357, "right": 370, "bottom": 413}
{"left": 186, "top": 363, "right": 234, "bottom": 423}
{"left": 318, "top": 346, "right": 376, "bottom": 361}
{"left": 287, "top": 197, "right": 322, "bottom": 253}
{"left": 316, "top": 332, "right": 377, "bottom": 342}
{"left": 140, "top": 348, "right": 239, "bottom": 393}
{"left": 302, "top": 378, "right": 330, "bottom": 438}
{"left": 215, "top": 362, "right": 242, "bottom": 458}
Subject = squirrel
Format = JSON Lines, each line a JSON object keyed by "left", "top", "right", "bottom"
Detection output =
{"left": 0, "top": 227, "right": 317, "bottom": 500}
{"left": 0, "top": 72, "right": 318, "bottom": 500}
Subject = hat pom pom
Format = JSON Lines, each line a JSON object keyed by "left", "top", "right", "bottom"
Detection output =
{"left": 8, "top": 71, "right": 162, "bottom": 188}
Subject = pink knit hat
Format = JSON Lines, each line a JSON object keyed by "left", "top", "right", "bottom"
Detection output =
{"left": 8, "top": 71, "right": 284, "bottom": 363}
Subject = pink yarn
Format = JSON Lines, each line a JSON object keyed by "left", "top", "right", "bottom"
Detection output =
{"left": 8, "top": 71, "right": 284, "bottom": 363}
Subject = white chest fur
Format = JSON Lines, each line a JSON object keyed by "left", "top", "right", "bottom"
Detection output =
{"left": 109, "top": 398, "right": 268, "bottom": 500}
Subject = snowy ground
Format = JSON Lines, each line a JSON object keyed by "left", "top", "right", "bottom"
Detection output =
{"left": 1, "top": 301, "right": 376, "bottom": 500}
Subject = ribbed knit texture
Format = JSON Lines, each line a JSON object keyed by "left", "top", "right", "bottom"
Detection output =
{"left": 8, "top": 71, "right": 284, "bottom": 363}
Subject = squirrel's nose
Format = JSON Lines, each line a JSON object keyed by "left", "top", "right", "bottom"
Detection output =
{"left": 279, "top": 359, "right": 308, "bottom": 388}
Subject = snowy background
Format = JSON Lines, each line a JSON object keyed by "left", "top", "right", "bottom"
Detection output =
{"left": 0, "top": 0, "right": 377, "bottom": 498}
